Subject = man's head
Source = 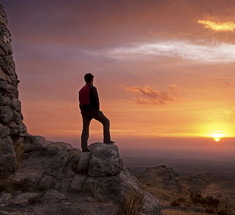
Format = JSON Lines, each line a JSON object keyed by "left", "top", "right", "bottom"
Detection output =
{"left": 84, "top": 73, "right": 94, "bottom": 83}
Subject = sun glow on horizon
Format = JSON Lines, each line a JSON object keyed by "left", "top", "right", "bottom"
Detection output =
{"left": 210, "top": 133, "right": 224, "bottom": 142}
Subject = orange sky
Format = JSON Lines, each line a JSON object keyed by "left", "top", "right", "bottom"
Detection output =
{"left": 2, "top": 0, "right": 235, "bottom": 155}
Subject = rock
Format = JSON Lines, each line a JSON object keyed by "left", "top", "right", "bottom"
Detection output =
{"left": 17, "top": 123, "right": 27, "bottom": 134}
{"left": 2, "top": 64, "right": 15, "bottom": 76}
{"left": 24, "top": 135, "right": 47, "bottom": 152}
{"left": 0, "top": 80, "right": 10, "bottom": 90}
{"left": 36, "top": 175, "right": 56, "bottom": 190}
{"left": 12, "top": 109, "right": 23, "bottom": 124}
{"left": 41, "top": 189, "right": 66, "bottom": 203}
{"left": 43, "top": 151, "right": 75, "bottom": 178}
{"left": 0, "top": 137, "right": 16, "bottom": 179}
{"left": 3, "top": 138, "right": 161, "bottom": 214}
{"left": 44, "top": 141, "right": 74, "bottom": 156}
{"left": 76, "top": 152, "right": 91, "bottom": 173}
{"left": 58, "top": 206, "right": 84, "bottom": 215}
{"left": 10, "top": 170, "right": 42, "bottom": 191}
{"left": 0, "top": 105, "right": 13, "bottom": 123}
{"left": 2, "top": 55, "right": 13, "bottom": 65}
{"left": 0, "top": 67, "right": 10, "bottom": 82}
{"left": 7, "top": 192, "right": 39, "bottom": 207}
{"left": 88, "top": 142, "right": 123, "bottom": 177}
{"left": 10, "top": 98, "right": 21, "bottom": 111}
{"left": 119, "top": 169, "right": 161, "bottom": 214}
{"left": 139, "top": 165, "right": 181, "bottom": 193}
{"left": 82, "top": 167, "right": 161, "bottom": 214}
{"left": 0, "top": 39, "right": 12, "bottom": 55}
{"left": 0, "top": 192, "right": 12, "bottom": 204}
{"left": 141, "top": 192, "right": 162, "bottom": 215}
{"left": 7, "top": 120, "right": 17, "bottom": 128}
{"left": 70, "top": 174, "right": 87, "bottom": 192}
{"left": 0, "top": 123, "right": 10, "bottom": 138}
{"left": 0, "top": 93, "right": 10, "bottom": 105}
{"left": 8, "top": 121, "right": 18, "bottom": 135}
{"left": 0, "top": 6, "right": 7, "bottom": 26}
{"left": 0, "top": 17, "right": 7, "bottom": 27}
{"left": 140, "top": 165, "right": 179, "bottom": 184}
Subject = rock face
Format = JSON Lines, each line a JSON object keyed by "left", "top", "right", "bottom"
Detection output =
{"left": 0, "top": 4, "right": 27, "bottom": 179}
{"left": 0, "top": 141, "right": 161, "bottom": 214}
{"left": 0, "top": 4, "right": 162, "bottom": 214}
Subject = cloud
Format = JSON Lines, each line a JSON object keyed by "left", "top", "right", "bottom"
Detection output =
{"left": 124, "top": 85, "right": 178, "bottom": 105}
{"left": 109, "top": 40, "right": 235, "bottom": 63}
{"left": 198, "top": 19, "right": 235, "bottom": 32}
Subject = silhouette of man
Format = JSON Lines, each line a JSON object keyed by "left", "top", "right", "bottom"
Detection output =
{"left": 79, "top": 73, "right": 115, "bottom": 152}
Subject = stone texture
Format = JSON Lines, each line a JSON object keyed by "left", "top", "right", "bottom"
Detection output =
{"left": 0, "top": 4, "right": 27, "bottom": 179}
{"left": 23, "top": 135, "right": 46, "bottom": 153}
{"left": 70, "top": 174, "right": 87, "bottom": 192}
{"left": 41, "top": 189, "right": 66, "bottom": 203}
{"left": 88, "top": 142, "right": 123, "bottom": 177}
{"left": 0, "top": 137, "right": 16, "bottom": 178}
{"left": 0, "top": 80, "right": 10, "bottom": 90}
{"left": 0, "top": 192, "right": 12, "bottom": 204}
{"left": 0, "top": 93, "right": 10, "bottom": 105}
{"left": 0, "top": 67, "right": 10, "bottom": 82}
{"left": 5, "top": 140, "right": 161, "bottom": 214}
{"left": 0, "top": 105, "right": 13, "bottom": 123}
{"left": 0, "top": 123, "right": 10, "bottom": 138}
{"left": 10, "top": 98, "right": 21, "bottom": 111}
{"left": 8, "top": 192, "right": 39, "bottom": 207}
{"left": 76, "top": 151, "right": 91, "bottom": 173}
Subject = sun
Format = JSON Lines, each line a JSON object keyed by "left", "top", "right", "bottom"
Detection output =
{"left": 202, "top": 124, "right": 231, "bottom": 143}
{"left": 210, "top": 133, "right": 223, "bottom": 142}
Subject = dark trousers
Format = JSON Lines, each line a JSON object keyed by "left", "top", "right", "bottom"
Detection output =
{"left": 81, "top": 110, "right": 110, "bottom": 151}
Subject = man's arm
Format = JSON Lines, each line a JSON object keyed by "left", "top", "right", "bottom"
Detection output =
{"left": 90, "top": 86, "right": 100, "bottom": 111}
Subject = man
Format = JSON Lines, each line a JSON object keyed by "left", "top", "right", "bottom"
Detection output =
{"left": 79, "top": 73, "right": 115, "bottom": 152}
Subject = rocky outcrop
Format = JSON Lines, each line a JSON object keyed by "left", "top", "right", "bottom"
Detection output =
{"left": 139, "top": 165, "right": 181, "bottom": 191}
{"left": 0, "top": 4, "right": 161, "bottom": 214}
{"left": 0, "top": 4, "right": 27, "bottom": 179}
{"left": 0, "top": 140, "right": 161, "bottom": 214}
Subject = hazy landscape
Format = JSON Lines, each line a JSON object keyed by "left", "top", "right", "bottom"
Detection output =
{"left": 123, "top": 155, "right": 235, "bottom": 214}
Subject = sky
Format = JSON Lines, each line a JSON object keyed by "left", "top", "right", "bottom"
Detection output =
{"left": 2, "top": 0, "right": 235, "bottom": 159}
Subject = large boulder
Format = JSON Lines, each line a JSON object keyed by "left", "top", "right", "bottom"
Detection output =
{"left": 88, "top": 142, "right": 123, "bottom": 177}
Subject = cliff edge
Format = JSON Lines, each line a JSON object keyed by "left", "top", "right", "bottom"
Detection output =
{"left": 0, "top": 4, "right": 161, "bottom": 215}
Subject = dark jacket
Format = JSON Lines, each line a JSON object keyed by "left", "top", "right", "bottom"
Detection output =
{"left": 79, "top": 83, "right": 100, "bottom": 113}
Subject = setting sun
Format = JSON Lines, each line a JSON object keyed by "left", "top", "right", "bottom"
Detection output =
{"left": 211, "top": 133, "right": 223, "bottom": 142}
{"left": 201, "top": 123, "right": 233, "bottom": 143}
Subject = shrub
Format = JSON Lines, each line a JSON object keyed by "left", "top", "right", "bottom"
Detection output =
{"left": 122, "top": 188, "right": 144, "bottom": 215}
{"left": 190, "top": 192, "right": 203, "bottom": 204}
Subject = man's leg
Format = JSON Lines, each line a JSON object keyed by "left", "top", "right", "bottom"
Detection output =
{"left": 93, "top": 111, "right": 112, "bottom": 143}
{"left": 81, "top": 114, "right": 92, "bottom": 151}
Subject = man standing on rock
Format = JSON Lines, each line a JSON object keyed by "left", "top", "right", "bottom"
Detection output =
{"left": 79, "top": 73, "right": 115, "bottom": 152}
